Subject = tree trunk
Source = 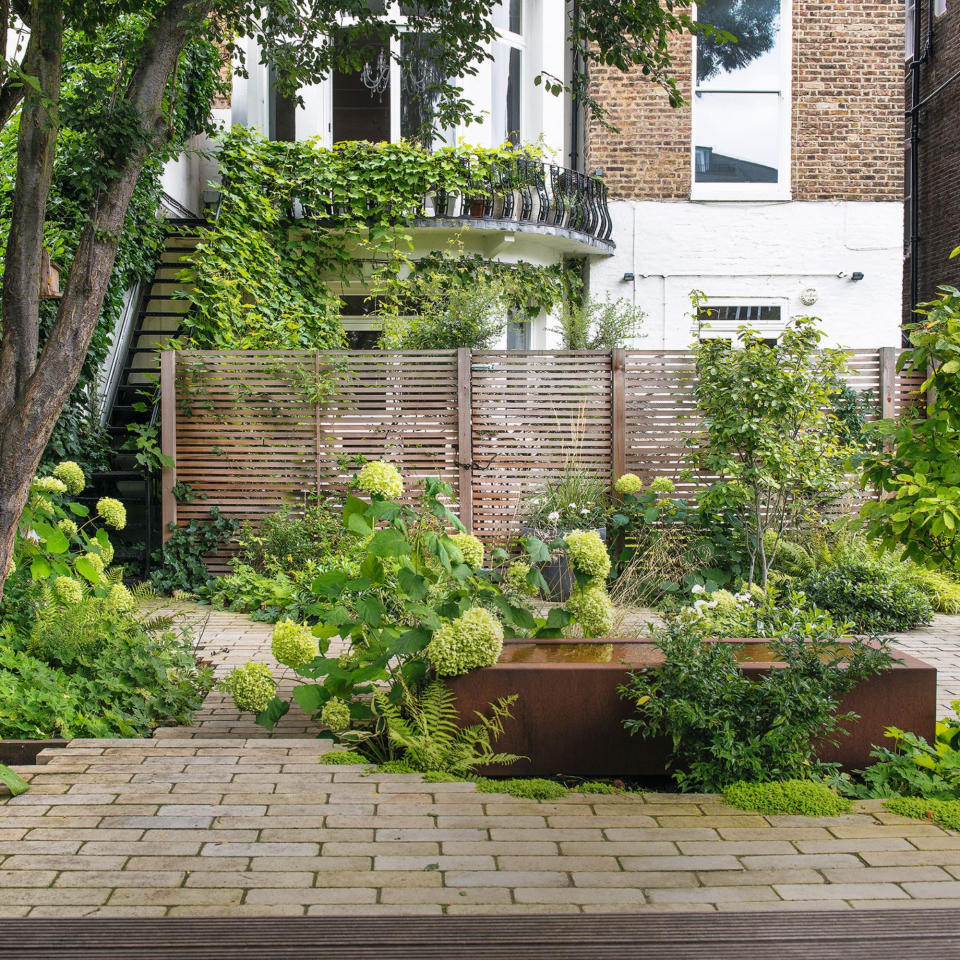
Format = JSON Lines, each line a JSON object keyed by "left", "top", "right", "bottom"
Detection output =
{"left": 0, "top": 0, "right": 203, "bottom": 600}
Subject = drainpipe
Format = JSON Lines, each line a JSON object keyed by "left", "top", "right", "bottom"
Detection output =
{"left": 569, "top": 0, "right": 580, "bottom": 171}
{"left": 907, "top": 0, "right": 926, "bottom": 332}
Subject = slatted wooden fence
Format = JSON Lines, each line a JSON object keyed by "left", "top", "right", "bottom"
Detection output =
{"left": 160, "top": 347, "right": 922, "bottom": 563}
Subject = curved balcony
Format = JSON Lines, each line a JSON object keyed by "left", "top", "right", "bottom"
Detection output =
{"left": 415, "top": 159, "right": 614, "bottom": 254}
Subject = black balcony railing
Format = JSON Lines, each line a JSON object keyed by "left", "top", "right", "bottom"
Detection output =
{"left": 298, "top": 157, "right": 613, "bottom": 246}
{"left": 426, "top": 158, "right": 613, "bottom": 243}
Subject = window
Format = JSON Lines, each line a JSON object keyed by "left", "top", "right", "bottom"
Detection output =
{"left": 696, "top": 304, "right": 783, "bottom": 343}
{"left": 692, "top": 0, "right": 790, "bottom": 199}
{"left": 506, "top": 316, "right": 531, "bottom": 349}
{"left": 906, "top": 0, "right": 916, "bottom": 58}
{"left": 331, "top": 8, "right": 451, "bottom": 145}
{"left": 936, "top": 0, "right": 947, "bottom": 16}
{"left": 491, "top": 0, "right": 524, "bottom": 145}
{"left": 268, "top": 65, "right": 297, "bottom": 142}
{"left": 339, "top": 294, "right": 382, "bottom": 348}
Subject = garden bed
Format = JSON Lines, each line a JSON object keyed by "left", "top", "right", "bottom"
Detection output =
{"left": 445, "top": 638, "right": 937, "bottom": 777}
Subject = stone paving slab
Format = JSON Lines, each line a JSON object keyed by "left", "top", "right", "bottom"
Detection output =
{"left": 3, "top": 736, "right": 960, "bottom": 917}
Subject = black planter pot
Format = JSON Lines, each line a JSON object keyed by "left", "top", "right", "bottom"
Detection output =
{"left": 523, "top": 526, "right": 606, "bottom": 602}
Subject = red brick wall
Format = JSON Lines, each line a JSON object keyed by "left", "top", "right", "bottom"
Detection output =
{"left": 586, "top": 2, "right": 902, "bottom": 202}
{"left": 906, "top": 1, "right": 960, "bottom": 315}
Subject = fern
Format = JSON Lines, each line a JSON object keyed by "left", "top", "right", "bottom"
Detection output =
{"left": 375, "top": 681, "right": 522, "bottom": 777}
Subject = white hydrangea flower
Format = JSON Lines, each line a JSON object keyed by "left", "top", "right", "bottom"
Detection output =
{"left": 691, "top": 584, "right": 706, "bottom": 595}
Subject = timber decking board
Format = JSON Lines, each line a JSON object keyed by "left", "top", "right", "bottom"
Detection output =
{"left": 5, "top": 911, "right": 960, "bottom": 959}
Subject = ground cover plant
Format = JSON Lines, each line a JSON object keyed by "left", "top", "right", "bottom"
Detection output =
{"left": 884, "top": 797, "right": 960, "bottom": 831}
{"left": 722, "top": 779, "right": 851, "bottom": 816}
{"left": 0, "top": 465, "right": 212, "bottom": 738}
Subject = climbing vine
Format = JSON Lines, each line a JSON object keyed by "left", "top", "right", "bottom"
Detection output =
{"left": 180, "top": 128, "right": 569, "bottom": 352}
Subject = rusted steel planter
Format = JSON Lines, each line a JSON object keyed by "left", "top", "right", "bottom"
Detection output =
{"left": 445, "top": 638, "right": 937, "bottom": 777}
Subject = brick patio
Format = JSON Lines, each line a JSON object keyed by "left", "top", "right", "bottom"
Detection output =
{"left": 2, "top": 604, "right": 960, "bottom": 917}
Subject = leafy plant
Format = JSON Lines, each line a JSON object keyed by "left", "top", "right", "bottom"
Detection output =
{"left": 722, "top": 779, "right": 851, "bottom": 816}
{"left": 231, "top": 466, "right": 572, "bottom": 747}
{"left": 524, "top": 460, "right": 609, "bottom": 533}
{"left": 551, "top": 294, "right": 646, "bottom": 350}
{"left": 123, "top": 420, "right": 174, "bottom": 473}
{"left": 317, "top": 750, "right": 372, "bottom": 766}
{"left": 0, "top": 764, "right": 29, "bottom": 796}
{"left": 861, "top": 268, "right": 960, "bottom": 568}
{"left": 375, "top": 681, "right": 521, "bottom": 777}
{"left": 801, "top": 556, "right": 934, "bottom": 633}
{"left": 836, "top": 703, "right": 960, "bottom": 800}
{"left": 688, "top": 315, "right": 856, "bottom": 586}
{"left": 150, "top": 508, "right": 240, "bottom": 594}
{"left": 621, "top": 620, "right": 894, "bottom": 792}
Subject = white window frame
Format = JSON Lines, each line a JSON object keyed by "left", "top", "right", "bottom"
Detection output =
{"left": 491, "top": 0, "right": 526, "bottom": 146}
{"left": 689, "top": 0, "right": 792, "bottom": 202}
{"left": 906, "top": 0, "right": 917, "bottom": 58}
{"left": 692, "top": 297, "right": 789, "bottom": 343}
{"left": 327, "top": 3, "right": 458, "bottom": 146}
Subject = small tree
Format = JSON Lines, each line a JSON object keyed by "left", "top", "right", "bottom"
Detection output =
{"left": 861, "top": 267, "right": 960, "bottom": 568}
{"left": 688, "top": 317, "right": 854, "bottom": 586}
{"left": 551, "top": 294, "right": 646, "bottom": 350}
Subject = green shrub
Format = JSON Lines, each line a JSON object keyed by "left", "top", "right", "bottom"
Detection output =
{"left": 838, "top": 703, "right": 960, "bottom": 800}
{"left": 723, "top": 780, "right": 851, "bottom": 816}
{"left": 622, "top": 620, "right": 894, "bottom": 792}
{"left": 900, "top": 564, "right": 960, "bottom": 615}
{"left": 318, "top": 750, "right": 371, "bottom": 765}
{"left": 884, "top": 796, "right": 960, "bottom": 832}
{"left": 235, "top": 499, "right": 359, "bottom": 573}
{"left": 802, "top": 557, "right": 934, "bottom": 633}
{"left": 150, "top": 508, "right": 239, "bottom": 594}
{"left": 474, "top": 777, "right": 568, "bottom": 800}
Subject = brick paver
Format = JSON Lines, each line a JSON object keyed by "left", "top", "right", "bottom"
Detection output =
{"left": 1, "top": 603, "right": 959, "bottom": 917}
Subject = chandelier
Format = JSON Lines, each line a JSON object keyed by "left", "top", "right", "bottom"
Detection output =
{"left": 360, "top": 38, "right": 444, "bottom": 100}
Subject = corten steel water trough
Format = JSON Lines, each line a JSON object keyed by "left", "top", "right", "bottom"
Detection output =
{"left": 444, "top": 638, "right": 938, "bottom": 777}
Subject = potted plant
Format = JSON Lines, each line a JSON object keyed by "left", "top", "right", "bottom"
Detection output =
{"left": 521, "top": 461, "right": 609, "bottom": 600}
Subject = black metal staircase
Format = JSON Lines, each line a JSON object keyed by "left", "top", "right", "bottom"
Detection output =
{"left": 90, "top": 218, "right": 203, "bottom": 578}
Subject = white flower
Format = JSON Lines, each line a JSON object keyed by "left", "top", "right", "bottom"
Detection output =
{"left": 567, "top": 503, "right": 577, "bottom": 510}
{"left": 24, "top": 528, "right": 40, "bottom": 545}
{"left": 692, "top": 598, "right": 708, "bottom": 611}
{"left": 705, "top": 600, "right": 719, "bottom": 609}
{"left": 691, "top": 584, "right": 706, "bottom": 595}
{"left": 580, "top": 508, "right": 590, "bottom": 516}
{"left": 547, "top": 511, "right": 560, "bottom": 524}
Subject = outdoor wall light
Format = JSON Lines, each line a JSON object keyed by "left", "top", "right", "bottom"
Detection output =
{"left": 851, "top": 271, "right": 865, "bottom": 282}
{"left": 622, "top": 272, "right": 635, "bottom": 282}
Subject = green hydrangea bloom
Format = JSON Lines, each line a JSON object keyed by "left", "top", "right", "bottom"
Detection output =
{"left": 357, "top": 460, "right": 404, "bottom": 499}
{"left": 95, "top": 540, "right": 115, "bottom": 567}
{"left": 53, "top": 460, "right": 85, "bottom": 495}
{"left": 567, "top": 579, "right": 614, "bottom": 637}
{"left": 96, "top": 497, "right": 127, "bottom": 530}
{"left": 649, "top": 476, "right": 675, "bottom": 495}
{"left": 565, "top": 529, "right": 611, "bottom": 579}
{"left": 34, "top": 476, "right": 67, "bottom": 496}
{"left": 271, "top": 619, "right": 319, "bottom": 669}
{"left": 222, "top": 662, "right": 276, "bottom": 713}
{"left": 427, "top": 607, "right": 504, "bottom": 676}
{"left": 105, "top": 583, "right": 135, "bottom": 613}
{"left": 450, "top": 532, "right": 484, "bottom": 569}
{"left": 31, "top": 495, "right": 53, "bottom": 515}
{"left": 505, "top": 560, "right": 538, "bottom": 597}
{"left": 614, "top": 473, "right": 645, "bottom": 495}
{"left": 82, "top": 552, "right": 105, "bottom": 576}
{"left": 710, "top": 589, "right": 737, "bottom": 612}
{"left": 53, "top": 576, "right": 83, "bottom": 604}
{"left": 320, "top": 697, "right": 351, "bottom": 732}
{"left": 57, "top": 518, "right": 78, "bottom": 539}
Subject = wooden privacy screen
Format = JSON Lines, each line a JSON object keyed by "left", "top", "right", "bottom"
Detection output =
{"left": 161, "top": 347, "right": 922, "bottom": 564}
